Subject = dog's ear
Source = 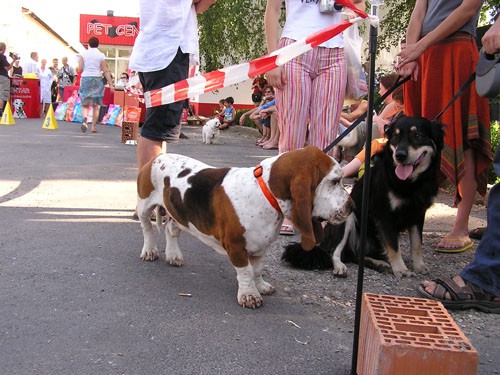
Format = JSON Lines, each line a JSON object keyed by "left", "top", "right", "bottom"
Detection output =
{"left": 289, "top": 172, "right": 317, "bottom": 251}
{"left": 269, "top": 146, "right": 332, "bottom": 251}
{"left": 384, "top": 123, "right": 394, "bottom": 138}
{"left": 430, "top": 121, "right": 445, "bottom": 151}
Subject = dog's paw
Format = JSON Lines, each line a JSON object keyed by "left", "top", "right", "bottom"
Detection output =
{"left": 140, "top": 248, "right": 159, "bottom": 261}
{"left": 166, "top": 256, "right": 183, "bottom": 267}
{"left": 256, "top": 280, "right": 275, "bottom": 295}
{"left": 412, "top": 262, "right": 429, "bottom": 274}
{"left": 238, "top": 292, "right": 264, "bottom": 309}
{"left": 332, "top": 262, "right": 348, "bottom": 278}
{"left": 393, "top": 268, "right": 416, "bottom": 278}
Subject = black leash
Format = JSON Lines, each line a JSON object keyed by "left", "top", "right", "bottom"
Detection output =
{"left": 322, "top": 75, "right": 411, "bottom": 154}
{"left": 431, "top": 71, "right": 476, "bottom": 122}
{"left": 323, "top": 71, "right": 476, "bottom": 155}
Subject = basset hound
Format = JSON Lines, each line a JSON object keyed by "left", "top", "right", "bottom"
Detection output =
{"left": 136, "top": 145, "right": 352, "bottom": 308}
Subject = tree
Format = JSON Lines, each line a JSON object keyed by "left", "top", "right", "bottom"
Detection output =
{"left": 198, "top": 0, "right": 268, "bottom": 73}
{"left": 197, "top": 1, "right": 498, "bottom": 73}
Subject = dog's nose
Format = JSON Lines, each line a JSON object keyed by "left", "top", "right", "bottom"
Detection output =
{"left": 395, "top": 149, "right": 408, "bottom": 162}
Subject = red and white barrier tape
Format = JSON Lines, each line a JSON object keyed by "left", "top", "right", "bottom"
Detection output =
{"left": 128, "top": 0, "right": 373, "bottom": 108}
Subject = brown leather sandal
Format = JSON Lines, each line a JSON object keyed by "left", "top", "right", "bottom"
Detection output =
{"left": 417, "top": 276, "right": 500, "bottom": 313}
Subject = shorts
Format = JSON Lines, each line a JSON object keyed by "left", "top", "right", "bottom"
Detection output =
{"left": 139, "top": 48, "right": 189, "bottom": 142}
{"left": 252, "top": 93, "right": 262, "bottom": 105}
{"left": 0, "top": 75, "right": 10, "bottom": 102}
{"left": 261, "top": 117, "right": 271, "bottom": 128}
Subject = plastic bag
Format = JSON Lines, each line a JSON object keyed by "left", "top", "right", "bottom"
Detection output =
{"left": 343, "top": 24, "right": 367, "bottom": 100}
{"left": 54, "top": 102, "right": 68, "bottom": 121}
{"left": 124, "top": 106, "right": 141, "bottom": 123}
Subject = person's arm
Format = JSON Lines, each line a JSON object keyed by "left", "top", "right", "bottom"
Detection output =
{"left": 341, "top": 101, "right": 368, "bottom": 122}
{"left": 264, "top": 0, "right": 285, "bottom": 90}
{"left": 77, "top": 56, "right": 84, "bottom": 74}
{"left": 100, "top": 60, "right": 115, "bottom": 92}
{"left": 353, "top": 0, "right": 365, "bottom": 12}
{"left": 194, "top": 0, "right": 217, "bottom": 14}
{"left": 482, "top": 16, "right": 500, "bottom": 54}
{"left": 239, "top": 107, "right": 257, "bottom": 125}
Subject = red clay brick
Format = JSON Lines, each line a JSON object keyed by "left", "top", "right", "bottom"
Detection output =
{"left": 357, "top": 293, "right": 478, "bottom": 375}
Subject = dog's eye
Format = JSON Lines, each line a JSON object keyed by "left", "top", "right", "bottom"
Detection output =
{"left": 331, "top": 177, "right": 341, "bottom": 185}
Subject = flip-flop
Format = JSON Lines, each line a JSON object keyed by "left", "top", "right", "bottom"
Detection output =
{"left": 435, "top": 236, "right": 474, "bottom": 253}
{"left": 280, "top": 224, "right": 295, "bottom": 236}
{"left": 92, "top": 129, "right": 98, "bottom": 133}
{"left": 80, "top": 122, "right": 88, "bottom": 133}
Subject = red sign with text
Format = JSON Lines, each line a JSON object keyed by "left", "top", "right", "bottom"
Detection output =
{"left": 80, "top": 14, "right": 140, "bottom": 46}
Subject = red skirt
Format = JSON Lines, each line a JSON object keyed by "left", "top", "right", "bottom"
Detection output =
{"left": 404, "top": 33, "right": 492, "bottom": 200}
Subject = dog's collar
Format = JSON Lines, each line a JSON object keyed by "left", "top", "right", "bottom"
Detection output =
{"left": 253, "top": 164, "right": 283, "bottom": 215}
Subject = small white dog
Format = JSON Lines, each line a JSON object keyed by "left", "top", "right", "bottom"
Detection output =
{"left": 12, "top": 99, "right": 27, "bottom": 119}
{"left": 202, "top": 118, "right": 221, "bottom": 144}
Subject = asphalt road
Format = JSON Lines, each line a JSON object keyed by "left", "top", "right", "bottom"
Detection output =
{"left": 0, "top": 118, "right": 497, "bottom": 375}
{"left": 0, "top": 118, "right": 354, "bottom": 375}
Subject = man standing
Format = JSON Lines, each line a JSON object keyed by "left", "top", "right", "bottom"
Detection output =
{"left": 0, "top": 42, "right": 15, "bottom": 116}
{"left": 57, "top": 57, "right": 76, "bottom": 102}
{"left": 49, "top": 58, "right": 59, "bottom": 103}
{"left": 129, "top": 0, "right": 217, "bottom": 172}
{"left": 23, "top": 51, "right": 38, "bottom": 75}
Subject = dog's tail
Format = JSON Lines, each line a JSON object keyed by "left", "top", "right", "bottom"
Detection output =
{"left": 282, "top": 242, "right": 333, "bottom": 270}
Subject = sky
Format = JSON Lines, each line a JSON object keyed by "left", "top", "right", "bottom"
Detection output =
{"left": 21, "top": 0, "right": 140, "bottom": 48}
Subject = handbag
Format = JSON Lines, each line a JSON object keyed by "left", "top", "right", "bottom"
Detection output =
{"left": 476, "top": 49, "right": 500, "bottom": 98}
{"left": 343, "top": 23, "right": 368, "bottom": 100}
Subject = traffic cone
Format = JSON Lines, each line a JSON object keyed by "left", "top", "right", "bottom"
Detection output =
{"left": 42, "top": 105, "right": 58, "bottom": 130}
{"left": 0, "top": 102, "right": 15, "bottom": 125}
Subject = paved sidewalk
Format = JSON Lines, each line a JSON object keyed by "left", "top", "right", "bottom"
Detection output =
{"left": 0, "top": 118, "right": 496, "bottom": 374}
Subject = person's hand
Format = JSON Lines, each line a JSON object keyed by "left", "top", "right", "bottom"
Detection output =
{"left": 397, "top": 60, "right": 419, "bottom": 81}
{"left": 267, "top": 66, "right": 285, "bottom": 90}
{"left": 482, "top": 20, "right": 500, "bottom": 54}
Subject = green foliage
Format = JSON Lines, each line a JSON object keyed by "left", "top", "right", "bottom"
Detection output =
{"left": 198, "top": 0, "right": 268, "bottom": 73}
{"left": 488, "top": 121, "right": 500, "bottom": 185}
{"left": 235, "top": 109, "right": 256, "bottom": 128}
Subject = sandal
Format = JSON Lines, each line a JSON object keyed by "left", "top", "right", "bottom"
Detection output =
{"left": 80, "top": 121, "right": 88, "bottom": 133}
{"left": 469, "top": 227, "right": 486, "bottom": 240}
{"left": 280, "top": 224, "right": 295, "bottom": 236}
{"left": 435, "top": 236, "right": 473, "bottom": 253}
{"left": 417, "top": 276, "right": 500, "bottom": 313}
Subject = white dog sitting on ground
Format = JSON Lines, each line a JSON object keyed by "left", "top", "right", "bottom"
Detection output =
{"left": 202, "top": 118, "right": 221, "bottom": 144}
{"left": 12, "top": 99, "right": 27, "bottom": 119}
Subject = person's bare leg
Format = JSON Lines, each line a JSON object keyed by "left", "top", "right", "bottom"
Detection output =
{"left": 437, "top": 149, "right": 477, "bottom": 248}
{"left": 137, "top": 137, "right": 165, "bottom": 170}
{"left": 91, "top": 104, "right": 100, "bottom": 132}
{"left": 81, "top": 105, "right": 89, "bottom": 132}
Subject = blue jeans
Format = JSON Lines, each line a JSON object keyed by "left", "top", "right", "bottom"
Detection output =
{"left": 461, "top": 144, "right": 500, "bottom": 297}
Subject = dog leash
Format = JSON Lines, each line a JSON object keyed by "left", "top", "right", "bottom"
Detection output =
{"left": 431, "top": 71, "right": 476, "bottom": 122}
{"left": 322, "top": 75, "right": 411, "bottom": 154}
{"left": 323, "top": 71, "right": 476, "bottom": 154}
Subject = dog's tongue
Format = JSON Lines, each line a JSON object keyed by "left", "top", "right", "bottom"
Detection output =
{"left": 395, "top": 164, "right": 413, "bottom": 180}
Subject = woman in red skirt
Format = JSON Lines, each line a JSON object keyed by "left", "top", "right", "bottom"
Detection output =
{"left": 397, "top": 0, "right": 492, "bottom": 253}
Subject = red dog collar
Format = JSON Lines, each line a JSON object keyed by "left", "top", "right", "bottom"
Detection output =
{"left": 253, "top": 164, "right": 283, "bottom": 215}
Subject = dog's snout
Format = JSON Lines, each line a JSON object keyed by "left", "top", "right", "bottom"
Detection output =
{"left": 395, "top": 149, "right": 408, "bottom": 162}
